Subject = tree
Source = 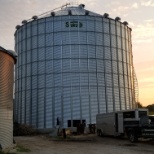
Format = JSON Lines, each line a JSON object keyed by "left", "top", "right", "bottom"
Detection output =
{"left": 136, "top": 102, "right": 143, "bottom": 108}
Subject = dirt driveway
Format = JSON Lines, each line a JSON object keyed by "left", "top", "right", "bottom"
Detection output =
{"left": 14, "top": 134, "right": 154, "bottom": 154}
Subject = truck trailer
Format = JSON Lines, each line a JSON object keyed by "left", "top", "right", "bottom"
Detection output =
{"left": 96, "top": 109, "right": 154, "bottom": 142}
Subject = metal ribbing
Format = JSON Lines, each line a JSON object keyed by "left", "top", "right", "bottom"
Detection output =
{"left": 59, "top": 16, "right": 63, "bottom": 127}
{"left": 86, "top": 18, "right": 92, "bottom": 124}
{"left": 18, "top": 28, "right": 22, "bottom": 123}
{"left": 102, "top": 18, "right": 107, "bottom": 113}
{"left": 25, "top": 24, "right": 28, "bottom": 124}
{"left": 52, "top": 17, "right": 54, "bottom": 128}
{"left": 44, "top": 19, "right": 47, "bottom": 128}
{"left": 123, "top": 26, "right": 129, "bottom": 109}
{"left": 115, "top": 21, "right": 122, "bottom": 110}
{"left": 103, "top": 19, "right": 108, "bottom": 113}
{"left": 30, "top": 22, "right": 32, "bottom": 126}
{"left": 121, "top": 23, "right": 127, "bottom": 110}
{"left": 69, "top": 15, "right": 73, "bottom": 127}
{"left": 129, "top": 29, "right": 135, "bottom": 108}
{"left": 78, "top": 16, "right": 82, "bottom": 122}
{"left": 0, "top": 51, "right": 14, "bottom": 150}
{"left": 95, "top": 17, "right": 100, "bottom": 114}
{"left": 20, "top": 27, "right": 23, "bottom": 124}
{"left": 109, "top": 20, "right": 115, "bottom": 111}
{"left": 36, "top": 19, "right": 39, "bottom": 128}
{"left": 16, "top": 30, "right": 19, "bottom": 123}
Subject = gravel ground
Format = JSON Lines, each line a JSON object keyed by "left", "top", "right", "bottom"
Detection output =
{"left": 13, "top": 134, "right": 154, "bottom": 154}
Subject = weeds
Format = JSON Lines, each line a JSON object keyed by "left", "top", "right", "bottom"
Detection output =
{"left": 0, "top": 151, "right": 17, "bottom": 154}
{"left": 16, "top": 146, "right": 30, "bottom": 153}
{"left": 13, "top": 122, "right": 37, "bottom": 136}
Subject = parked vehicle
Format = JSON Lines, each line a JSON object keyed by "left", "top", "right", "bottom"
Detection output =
{"left": 96, "top": 108, "right": 154, "bottom": 142}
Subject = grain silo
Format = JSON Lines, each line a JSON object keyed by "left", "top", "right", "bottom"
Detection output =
{"left": 14, "top": 4, "right": 136, "bottom": 130}
{"left": 0, "top": 46, "right": 17, "bottom": 150}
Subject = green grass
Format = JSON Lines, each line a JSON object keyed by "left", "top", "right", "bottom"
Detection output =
{"left": 16, "top": 146, "right": 30, "bottom": 153}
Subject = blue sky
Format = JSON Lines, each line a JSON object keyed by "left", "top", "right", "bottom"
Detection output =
{"left": 0, "top": 0, "right": 154, "bottom": 106}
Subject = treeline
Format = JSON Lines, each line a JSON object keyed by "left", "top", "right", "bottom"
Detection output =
{"left": 146, "top": 104, "right": 154, "bottom": 115}
{"left": 136, "top": 102, "right": 154, "bottom": 115}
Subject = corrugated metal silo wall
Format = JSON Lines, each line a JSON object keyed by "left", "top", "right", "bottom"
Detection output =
{"left": 14, "top": 15, "right": 135, "bottom": 129}
{"left": 0, "top": 51, "right": 14, "bottom": 149}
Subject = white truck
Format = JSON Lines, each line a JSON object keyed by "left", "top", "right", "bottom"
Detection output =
{"left": 96, "top": 108, "right": 154, "bottom": 142}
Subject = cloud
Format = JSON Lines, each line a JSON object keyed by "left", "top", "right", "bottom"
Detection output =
{"left": 139, "top": 83, "right": 154, "bottom": 89}
{"left": 144, "top": 19, "right": 153, "bottom": 22}
{"left": 134, "top": 39, "right": 153, "bottom": 43}
{"left": 137, "top": 67, "right": 154, "bottom": 72}
{"left": 129, "top": 21, "right": 135, "bottom": 26}
{"left": 141, "top": 0, "right": 154, "bottom": 6}
{"left": 138, "top": 78, "right": 154, "bottom": 89}
{"left": 112, "top": 6, "right": 129, "bottom": 16}
{"left": 113, "top": 6, "right": 129, "bottom": 12}
{"left": 122, "top": 14, "right": 128, "bottom": 17}
{"left": 109, "top": 2, "right": 140, "bottom": 17}
{"left": 132, "top": 23, "right": 154, "bottom": 44}
{"left": 135, "top": 60, "right": 154, "bottom": 98}
{"left": 145, "top": 84, "right": 154, "bottom": 87}
{"left": 132, "top": 3, "right": 138, "bottom": 9}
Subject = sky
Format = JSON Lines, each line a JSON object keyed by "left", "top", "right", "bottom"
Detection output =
{"left": 0, "top": 0, "right": 154, "bottom": 106}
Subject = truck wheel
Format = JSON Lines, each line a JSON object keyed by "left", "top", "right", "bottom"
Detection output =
{"left": 129, "top": 132, "right": 138, "bottom": 143}
{"left": 97, "top": 130, "right": 100, "bottom": 136}
{"left": 100, "top": 130, "right": 103, "bottom": 137}
{"left": 97, "top": 130, "right": 103, "bottom": 137}
{"left": 118, "top": 134, "right": 125, "bottom": 139}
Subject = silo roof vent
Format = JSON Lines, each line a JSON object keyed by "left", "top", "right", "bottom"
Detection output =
{"left": 115, "top": 17, "right": 121, "bottom": 21}
{"left": 123, "top": 21, "right": 128, "bottom": 26}
{"left": 32, "top": 16, "right": 38, "bottom": 20}
{"left": 104, "top": 13, "right": 109, "bottom": 18}
{"left": 51, "top": 12, "right": 55, "bottom": 16}
{"left": 16, "top": 25, "right": 21, "bottom": 30}
{"left": 79, "top": 4, "right": 85, "bottom": 9}
{"left": 22, "top": 20, "right": 27, "bottom": 24}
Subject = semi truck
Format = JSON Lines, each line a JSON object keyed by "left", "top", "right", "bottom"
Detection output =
{"left": 96, "top": 108, "right": 154, "bottom": 142}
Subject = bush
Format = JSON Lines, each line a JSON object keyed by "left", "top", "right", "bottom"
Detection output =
{"left": 13, "top": 123, "right": 37, "bottom": 136}
{"left": 147, "top": 104, "right": 154, "bottom": 112}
